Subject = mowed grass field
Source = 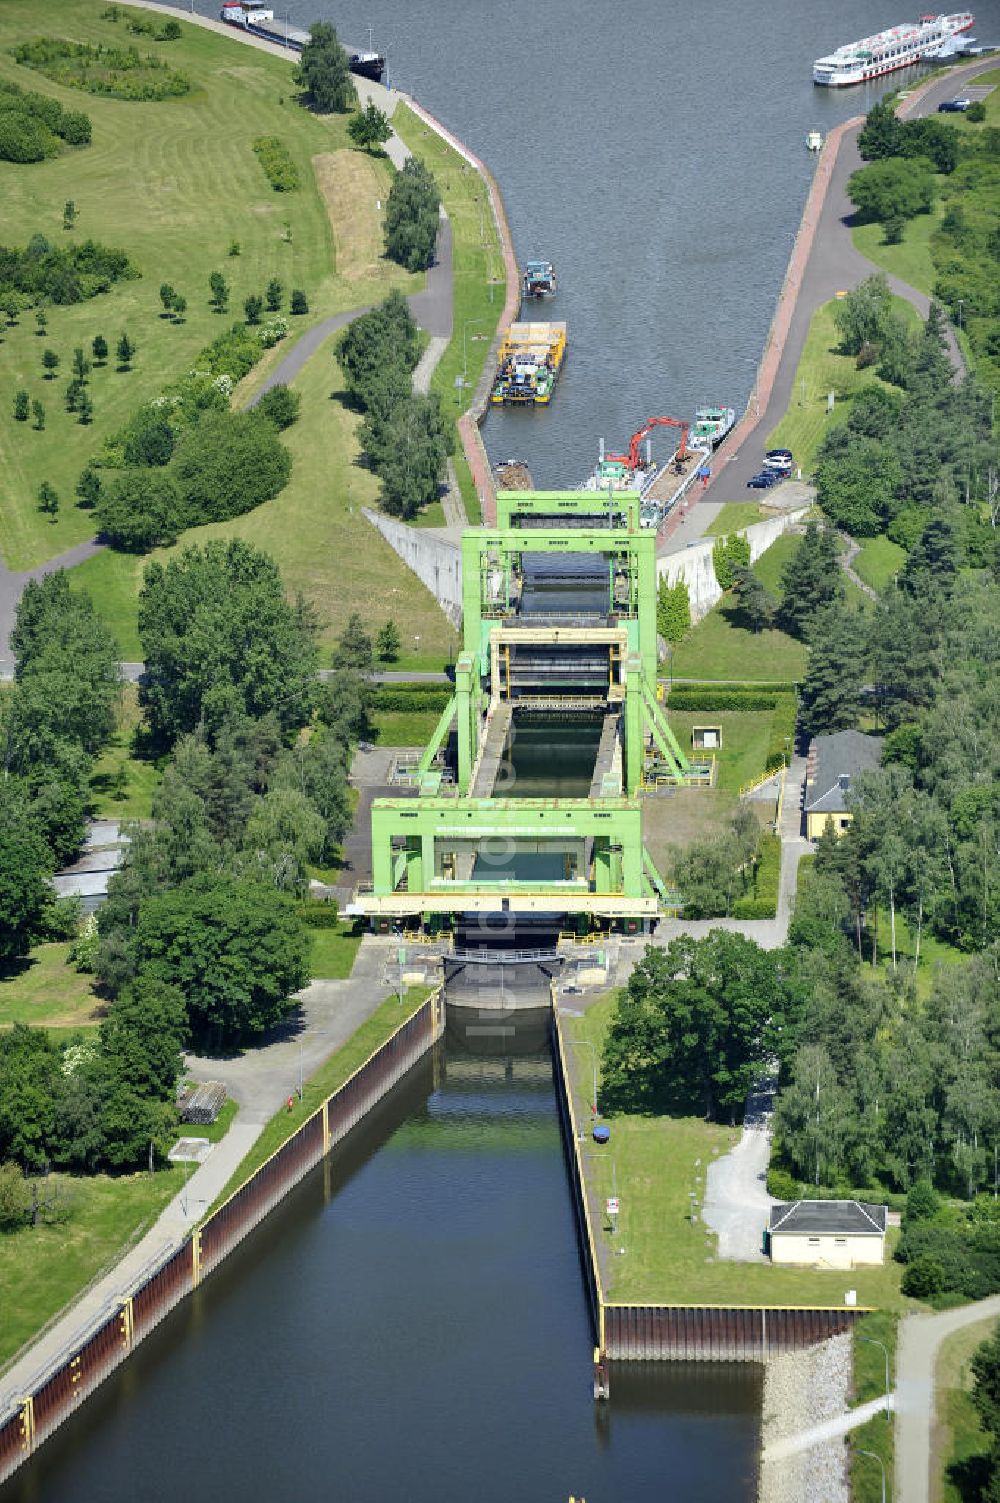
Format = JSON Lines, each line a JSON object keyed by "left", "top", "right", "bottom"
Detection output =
{"left": 0, "top": 1, "right": 423, "bottom": 568}
{"left": 767, "top": 296, "right": 920, "bottom": 473}
{"left": 563, "top": 999, "right": 907, "bottom": 1310}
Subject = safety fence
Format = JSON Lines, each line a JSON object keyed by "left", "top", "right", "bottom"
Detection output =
{"left": 0, "top": 990, "right": 445, "bottom": 1488}
{"left": 551, "top": 1008, "right": 868, "bottom": 1384}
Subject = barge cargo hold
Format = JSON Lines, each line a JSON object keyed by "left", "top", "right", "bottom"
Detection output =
{"left": 219, "top": 3, "right": 385, "bottom": 81}
{"left": 491, "top": 322, "right": 567, "bottom": 406}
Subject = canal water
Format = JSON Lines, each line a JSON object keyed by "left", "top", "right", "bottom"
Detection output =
{"left": 199, "top": 0, "right": 1000, "bottom": 487}
{"left": 5, "top": 1011, "right": 761, "bottom": 1502}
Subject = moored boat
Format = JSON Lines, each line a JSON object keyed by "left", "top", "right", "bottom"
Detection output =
{"left": 491, "top": 322, "right": 566, "bottom": 406}
{"left": 522, "top": 259, "right": 556, "bottom": 298}
{"left": 813, "top": 12, "right": 974, "bottom": 85}
{"left": 690, "top": 405, "right": 736, "bottom": 448}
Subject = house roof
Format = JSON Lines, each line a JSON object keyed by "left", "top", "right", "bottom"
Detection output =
{"left": 768, "top": 1200, "right": 888, "bottom": 1236}
{"left": 804, "top": 731, "right": 882, "bottom": 815}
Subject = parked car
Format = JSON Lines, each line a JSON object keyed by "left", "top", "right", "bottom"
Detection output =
{"left": 763, "top": 456, "right": 793, "bottom": 474}
{"left": 765, "top": 448, "right": 793, "bottom": 463}
{"left": 747, "top": 470, "right": 782, "bottom": 489}
{"left": 938, "top": 98, "right": 971, "bottom": 112}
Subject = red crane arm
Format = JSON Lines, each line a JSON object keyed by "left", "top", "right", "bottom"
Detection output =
{"left": 627, "top": 416, "right": 689, "bottom": 469}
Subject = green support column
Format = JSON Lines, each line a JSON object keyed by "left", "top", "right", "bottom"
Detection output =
{"left": 624, "top": 658, "right": 644, "bottom": 794}
{"left": 621, "top": 829, "right": 643, "bottom": 898}
{"left": 404, "top": 837, "right": 423, "bottom": 894}
{"left": 593, "top": 838, "right": 613, "bottom": 893}
{"left": 456, "top": 652, "right": 475, "bottom": 794}
{"left": 421, "top": 832, "right": 435, "bottom": 887}
{"left": 635, "top": 531, "right": 658, "bottom": 686}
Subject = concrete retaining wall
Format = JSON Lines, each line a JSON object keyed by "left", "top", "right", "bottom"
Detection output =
{"left": 364, "top": 509, "right": 463, "bottom": 625}
{"left": 658, "top": 507, "right": 809, "bottom": 623}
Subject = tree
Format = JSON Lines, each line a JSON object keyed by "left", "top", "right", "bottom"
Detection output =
{"left": 296, "top": 22, "right": 354, "bottom": 113}
{"left": 64, "top": 377, "right": 85, "bottom": 412}
{"left": 99, "top": 978, "right": 187, "bottom": 1099}
{"left": 333, "top": 612, "right": 374, "bottom": 673}
{"left": 0, "top": 1162, "right": 32, "bottom": 1230}
{"left": 159, "top": 282, "right": 176, "bottom": 315}
{"left": 138, "top": 538, "right": 318, "bottom": 747}
{"left": 171, "top": 409, "right": 291, "bottom": 523}
{"left": 600, "top": 934, "right": 783, "bottom": 1121}
{"left": 336, "top": 291, "right": 421, "bottom": 409}
{"left": 348, "top": 101, "right": 391, "bottom": 153}
{"left": 857, "top": 100, "right": 903, "bottom": 162}
{"left": 242, "top": 787, "right": 325, "bottom": 892}
{"left": 832, "top": 274, "right": 895, "bottom": 356}
{"left": 34, "top": 309, "right": 47, "bottom": 337}
{"left": 847, "top": 157, "right": 936, "bottom": 233}
{"left": 134, "top": 875, "right": 309, "bottom": 1047}
{"left": 31, "top": 398, "right": 44, "bottom": 430}
{"left": 970, "top": 1326, "right": 1000, "bottom": 1494}
{"left": 11, "top": 570, "right": 122, "bottom": 757}
{"left": 77, "top": 390, "right": 93, "bottom": 425}
{"left": 712, "top": 532, "right": 751, "bottom": 590}
{"left": 37, "top": 480, "right": 59, "bottom": 520}
{"left": 0, "top": 1026, "right": 60, "bottom": 1168}
{"left": 255, "top": 383, "right": 301, "bottom": 430}
{"left": 0, "top": 795, "right": 52, "bottom": 964}
{"left": 731, "top": 564, "right": 776, "bottom": 633}
{"left": 798, "top": 603, "right": 869, "bottom": 738}
{"left": 97, "top": 470, "right": 187, "bottom": 551}
{"left": 376, "top": 619, "right": 401, "bottom": 663}
{"left": 72, "top": 345, "right": 90, "bottom": 382}
{"left": 290, "top": 288, "right": 308, "bottom": 314}
{"left": 13, "top": 388, "right": 29, "bottom": 422}
{"left": 273, "top": 728, "right": 353, "bottom": 858}
{"left": 815, "top": 430, "right": 902, "bottom": 536}
{"left": 384, "top": 156, "right": 441, "bottom": 272}
{"left": 265, "top": 277, "right": 283, "bottom": 311}
{"left": 378, "top": 393, "right": 451, "bottom": 519}
{"left": 91, "top": 332, "right": 107, "bottom": 364}
{"left": 778, "top": 521, "right": 844, "bottom": 637}
{"left": 41, "top": 347, "right": 59, "bottom": 379}
{"left": 171, "top": 292, "right": 187, "bottom": 322}
{"left": 116, "top": 331, "right": 135, "bottom": 369}
{"left": 656, "top": 576, "right": 690, "bottom": 644}
{"left": 123, "top": 410, "right": 175, "bottom": 467}
{"left": 773, "top": 1044, "right": 851, "bottom": 1186}
{"left": 62, "top": 199, "right": 77, "bottom": 230}
{"left": 244, "top": 292, "right": 263, "bottom": 325}
{"left": 208, "top": 270, "right": 229, "bottom": 313}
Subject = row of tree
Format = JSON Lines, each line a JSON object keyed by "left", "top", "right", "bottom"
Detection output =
{"left": 336, "top": 291, "right": 452, "bottom": 518}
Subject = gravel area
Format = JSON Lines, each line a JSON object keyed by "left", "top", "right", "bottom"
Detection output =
{"left": 703, "top": 1076, "right": 776, "bottom": 1261}
{"left": 758, "top": 1334, "right": 852, "bottom": 1503}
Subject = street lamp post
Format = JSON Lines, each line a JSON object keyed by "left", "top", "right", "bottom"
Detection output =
{"left": 957, "top": 298, "right": 965, "bottom": 332}
{"left": 860, "top": 1336, "right": 891, "bottom": 1416}
{"left": 854, "top": 1447, "right": 887, "bottom": 1503}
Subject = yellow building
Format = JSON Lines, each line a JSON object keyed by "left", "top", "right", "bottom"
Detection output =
{"left": 768, "top": 1200, "right": 887, "bottom": 1268}
{"left": 803, "top": 730, "right": 882, "bottom": 841}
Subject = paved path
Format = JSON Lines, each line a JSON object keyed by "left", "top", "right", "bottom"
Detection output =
{"left": 703, "top": 1075, "right": 777, "bottom": 1261}
{"left": 0, "top": 934, "right": 399, "bottom": 1418}
{"left": 896, "top": 1293, "right": 1000, "bottom": 1503}
{"left": 763, "top": 1392, "right": 893, "bottom": 1462}
{"left": 839, "top": 531, "right": 878, "bottom": 602}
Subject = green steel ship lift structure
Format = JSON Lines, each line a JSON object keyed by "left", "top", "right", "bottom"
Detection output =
{"left": 358, "top": 491, "right": 713, "bottom": 933}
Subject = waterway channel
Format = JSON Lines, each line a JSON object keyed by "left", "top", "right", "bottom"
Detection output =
{"left": 5, "top": 1010, "right": 761, "bottom": 1502}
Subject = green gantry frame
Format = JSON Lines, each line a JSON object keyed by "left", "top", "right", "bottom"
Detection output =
{"left": 494, "top": 489, "right": 643, "bottom": 532}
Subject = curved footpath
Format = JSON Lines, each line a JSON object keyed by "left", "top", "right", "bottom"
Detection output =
{"left": 665, "top": 57, "right": 990, "bottom": 542}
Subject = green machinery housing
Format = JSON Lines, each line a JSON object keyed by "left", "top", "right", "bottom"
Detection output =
{"left": 359, "top": 492, "right": 712, "bottom": 929}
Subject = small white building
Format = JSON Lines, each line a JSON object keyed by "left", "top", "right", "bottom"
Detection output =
{"left": 768, "top": 1200, "right": 887, "bottom": 1268}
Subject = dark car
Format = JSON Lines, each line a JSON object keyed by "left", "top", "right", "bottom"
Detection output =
{"left": 747, "top": 470, "right": 782, "bottom": 489}
{"left": 938, "top": 98, "right": 971, "bottom": 112}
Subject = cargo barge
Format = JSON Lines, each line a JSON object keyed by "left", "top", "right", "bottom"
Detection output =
{"left": 219, "top": 2, "right": 386, "bottom": 82}
{"left": 491, "top": 322, "right": 567, "bottom": 406}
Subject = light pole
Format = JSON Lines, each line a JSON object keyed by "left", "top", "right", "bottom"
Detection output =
{"left": 462, "top": 318, "right": 490, "bottom": 386}
{"left": 568, "top": 1038, "right": 599, "bottom": 1120}
{"left": 854, "top": 1447, "right": 887, "bottom": 1503}
{"left": 957, "top": 297, "right": 965, "bottom": 332}
{"left": 860, "top": 1335, "right": 891, "bottom": 1416}
{"left": 284, "top": 7, "right": 292, "bottom": 48}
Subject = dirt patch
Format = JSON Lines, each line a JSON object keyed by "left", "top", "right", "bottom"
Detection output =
{"left": 642, "top": 787, "right": 743, "bottom": 875}
{"left": 312, "top": 150, "right": 393, "bottom": 281}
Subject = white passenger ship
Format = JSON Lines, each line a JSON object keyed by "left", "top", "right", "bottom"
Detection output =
{"left": 813, "top": 12, "right": 974, "bottom": 85}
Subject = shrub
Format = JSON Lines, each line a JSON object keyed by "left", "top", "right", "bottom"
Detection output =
{"left": 252, "top": 135, "right": 299, "bottom": 191}
{"left": 712, "top": 532, "right": 751, "bottom": 590}
{"left": 0, "top": 110, "right": 56, "bottom": 163}
{"left": 372, "top": 688, "right": 452, "bottom": 712}
{"left": 901, "top": 1254, "right": 946, "bottom": 1297}
{"left": 296, "top": 900, "right": 341, "bottom": 928}
{"left": 97, "top": 469, "right": 188, "bottom": 551}
{"left": 255, "top": 384, "right": 301, "bottom": 430}
{"left": 0, "top": 80, "right": 92, "bottom": 161}
{"left": 11, "top": 38, "right": 191, "bottom": 101}
{"left": 171, "top": 409, "right": 291, "bottom": 524}
{"left": 767, "top": 1166, "right": 800, "bottom": 1201}
{"left": 290, "top": 288, "right": 308, "bottom": 314}
{"left": 123, "top": 409, "right": 174, "bottom": 467}
{"left": 0, "top": 236, "right": 136, "bottom": 305}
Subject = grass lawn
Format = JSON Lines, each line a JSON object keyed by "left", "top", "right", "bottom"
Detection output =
{"left": 852, "top": 205, "right": 941, "bottom": 297}
{"left": 767, "top": 297, "right": 921, "bottom": 473}
{"left": 88, "top": 682, "right": 161, "bottom": 819}
{"left": 671, "top": 599, "right": 807, "bottom": 682}
{"left": 0, "top": 0, "right": 422, "bottom": 572}
{"left": 70, "top": 338, "right": 462, "bottom": 668}
{"left": 371, "top": 706, "right": 448, "bottom": 748}
{"left": 207, "top": 985, "right": 432, "bottom": 1213}
{"left": 936, "top": 1314, "right": 999, "bottom": 1503}
{"left": 848, "top": 1310, "right": 897, "bottom": 1503}
{"left": 705, "top": 502, "right": 765, "bottom": 536}
{"left": 171, "top": 1096, "right": 239, "bottom": 1147}
{"left": 0, "top": 1167, "right": 182, "bottom": 1369}
{"left": 853, "top": 534, "right": 906, "bottom": 594}
{"left": 309, "top": 923, "right": 363, "bottom": 980}
{"left": 392, "top": 102, "right": 506, "bottom": 524}
{"left": 0, "top": 943, "right": 104, "bottom": 1029}
{"left": 665, "top": 708, "right": 776, "bottom": 794}
{"left": 563, "top": 998, "right": 906, "bottom": 1310}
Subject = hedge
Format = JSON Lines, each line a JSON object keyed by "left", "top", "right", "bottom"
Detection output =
{"left": 667, "top": 679, "right": 798, "bottom": 695}
{"left": 296, "top": 900, "right": 340, "bottom": 928}
{"left": 732, "top": 831, "right": 781, "bottom": 919}
{"left": 669, "top": 689, "right": 785, "bottom": 711}
{"left": 372, "top": 688, "right": 452, "bottom": 712}
{"left": 764, "top": 694, "right": 798, "bottom": 772}
{"left": 253, "top": 136, "right": 299, "bottom": 192}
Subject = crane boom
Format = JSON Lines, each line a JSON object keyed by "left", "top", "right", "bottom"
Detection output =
{"left": 604, "top": 415, "right": 690, "bottom": 473}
